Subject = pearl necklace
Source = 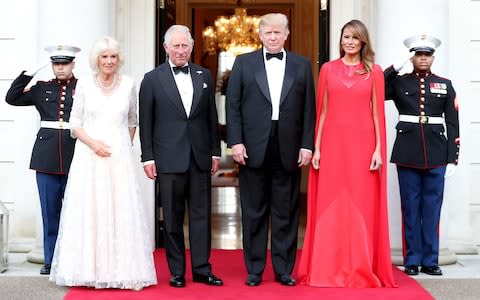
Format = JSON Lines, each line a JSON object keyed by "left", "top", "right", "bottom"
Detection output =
{"left": 95, "top": 74, "right": 117, "bottom": 90}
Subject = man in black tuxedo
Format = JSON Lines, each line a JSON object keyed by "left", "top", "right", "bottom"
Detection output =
{"left": 139, "top": 25, "right": 223, "bottom": 288}
{"left": 226, "top": 13, "right": 315, "bottom": 287}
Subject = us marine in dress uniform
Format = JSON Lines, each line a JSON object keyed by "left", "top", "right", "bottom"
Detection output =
{"left": 384, "top": 35, "right": 459, "bottom": 276}
{"left": 5, "top": 45, "right": 80, "bottom": 275}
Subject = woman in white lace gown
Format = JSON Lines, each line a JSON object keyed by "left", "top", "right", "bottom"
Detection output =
{"left": 49, "top": 37, "right": 157, "bottom": 290}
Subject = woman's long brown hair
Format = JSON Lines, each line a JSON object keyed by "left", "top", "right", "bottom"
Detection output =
{"left": 339, "top": 19, "right": 375, "bottom": 75}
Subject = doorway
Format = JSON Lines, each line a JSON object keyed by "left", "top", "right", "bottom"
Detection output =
{"left": 156, "top": 0, "right": 329, "bottom": 76}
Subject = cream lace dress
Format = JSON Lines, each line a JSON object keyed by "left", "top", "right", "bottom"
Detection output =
{"left": 49, "top": 75, "right": 157, "bottom": 289}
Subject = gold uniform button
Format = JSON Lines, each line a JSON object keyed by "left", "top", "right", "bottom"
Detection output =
{"left": 59, "top": 118, "right": 63, "bottom": 122}
{"left": 62, "top": 86, "right": 67, "bottom": 90}
{"left": 61, "top": 96, "right": 65, "bottom": 101}
{"left": 62, "top": 92, "right": 66, "bottom": 96}
{"left": 421, "top": 84, "right": 425, "bottom": 88}
{"left": 420, "top": 111, "right": 425, "bottom": 116}
{"left": 420, "top": 104, "right": 424, "bottom": 109}
{"left": 60, "top": 111, "right": 64, "bottom": 115}
{"left": 60, "top": 104, "right": 64, "bottom": 108}
{"left": 421, "top": 90, "right": 425, "bottom": 94}
{"left": 420, "top": 78, "right": 425, "bottom": 83}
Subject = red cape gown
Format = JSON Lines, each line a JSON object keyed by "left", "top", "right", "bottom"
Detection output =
{"left": 297, "top": 59, "right": 397, "bottom": 287}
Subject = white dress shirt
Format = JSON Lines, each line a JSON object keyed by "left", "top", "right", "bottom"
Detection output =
{"left": 169, "top": 61, "right": 194, "bottom": 117}
{"left": 264, "top": 48, "right": 286, "bottom": 120}
{"left": 263, "top": 49, "right": 311, "bottom": 155}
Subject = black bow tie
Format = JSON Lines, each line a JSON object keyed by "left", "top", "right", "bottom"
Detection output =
{"left": 266, "top": 52, "right": 284, "bottom": 60}
{"left": 173, "top": 65, "right": 189, "bottom": 74}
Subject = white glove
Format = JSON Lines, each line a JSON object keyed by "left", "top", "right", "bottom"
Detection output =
{"left": 445, "top": 163, "right": 456, "bottom": 178}
{"left": 393, "top": 55, "right": 412, "bottom": 72}
{"left": 25, "top": 61, "right": 51, "bottom": 76}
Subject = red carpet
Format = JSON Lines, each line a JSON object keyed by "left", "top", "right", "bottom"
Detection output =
{"left": 65, "top": 249, "right": 433, "bottom": 300}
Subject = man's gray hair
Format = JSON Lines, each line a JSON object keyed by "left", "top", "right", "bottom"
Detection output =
{"left": 164, "top": 25, "right": 194, "bottom": 46}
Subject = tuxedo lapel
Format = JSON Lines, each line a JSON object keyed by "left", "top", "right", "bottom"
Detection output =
{"left": 280, "top": 52, "right": 295, "bottom": 105}
{"left": 157, "top": 63, "right": 188, "bottom": 116}
{"left": 253, "top": 51, "right": 271, "bottom": 103}
{"left": 189, "top": 64, "right": 204, "bottom": 116}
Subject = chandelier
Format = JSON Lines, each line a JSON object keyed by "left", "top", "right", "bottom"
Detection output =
{"left": 202, "top": 8, "right": 262, "bottom": 56}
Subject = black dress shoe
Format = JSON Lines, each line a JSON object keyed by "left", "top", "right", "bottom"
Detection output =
{"left": 169, "top": 275, "right": 186, "bottom": 287}
{"left": 275, "top": 274, "right": 296, "bottom": 286}
{"left": 404, "top": 265, "right": 419, "bottom": 276}
{"left": 245, "top": 274, "right": 262, "bottom": 287}
{"left": 421, "top": 266, "right": 443, "bottom": 276}
{"left": 192, "top": 272, "right": 223, "bottom": 286}
{"left": 40, "top": 264, "right": 51, "bottom": 275}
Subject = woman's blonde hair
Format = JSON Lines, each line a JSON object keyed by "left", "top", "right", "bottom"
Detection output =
{"left": 339, "top": 19, "right": 375, "bottom": 74}
{"left": 89, "top": 36, "right": 124, "bottom": 72}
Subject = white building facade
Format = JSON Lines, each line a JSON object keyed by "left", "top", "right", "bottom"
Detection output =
{"left": 0, "top": 0, "right": 478, "bottom": 262}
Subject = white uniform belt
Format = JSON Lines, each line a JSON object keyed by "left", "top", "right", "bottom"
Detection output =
{"left": 398, "top": 114, "right": 444, "bottom": 125}
{"left": 40, "top": 121, "right": 70, "bottom": 129}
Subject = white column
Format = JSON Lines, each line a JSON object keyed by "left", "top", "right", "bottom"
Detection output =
{"left": 445, "top": 0, "right": 477, "bottom": 254}
{"left": 329, "top": 0, "right": 373, "bottom": 58}
{"left": 116, "top": 0, "right": 157, "bottom": 250}
{"left": 27, "top": 0, "right": 115, "bottom": 264}
{"left": 34, "top": 0, "right": 116, "bottom": 79}
{"left": 375, "top": 0, "right": 475, "bottom": 264}
{"left": 2, "top": 0, "right": 39, "bottom": 255}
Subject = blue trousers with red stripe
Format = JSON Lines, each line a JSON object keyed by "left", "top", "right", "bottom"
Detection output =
{"left": 36, "top": 172, "right": 68, "bottom": 265}
{"left": 397, "top": 165, "right": 446, "bottom": 267}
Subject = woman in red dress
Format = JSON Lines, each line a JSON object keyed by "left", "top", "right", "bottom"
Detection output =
{"left": 297, "top": 19, "right": 397, "bottom": 288}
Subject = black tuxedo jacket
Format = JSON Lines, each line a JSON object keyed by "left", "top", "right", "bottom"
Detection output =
{"left": 226, "top": 49, "right": 315, "bottom": 171}
{"left": 139, "top": 62, "right": 221, "bottom": 173}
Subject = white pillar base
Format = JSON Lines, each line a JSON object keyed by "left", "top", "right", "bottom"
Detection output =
{"left": 7, "top": 237, "right": 35, "bottom": 253}
{"left": 26, "top": 246, "right": 44, "bottom": 264}
{"left": 449, "top": 241, "right": 479, "bottom": 255}
{"left": 391, "top": 247, "right": 457, "bottom": 266}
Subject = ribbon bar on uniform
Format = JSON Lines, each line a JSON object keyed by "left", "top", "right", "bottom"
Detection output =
{"left": 399, "top": 114, "right": 444, "bottom": 124}
{"left": 40, "top": 121, "right": 71, "bottom": 129}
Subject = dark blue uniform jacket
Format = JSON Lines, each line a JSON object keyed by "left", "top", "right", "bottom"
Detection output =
{"left": 5, "top": 72, "right": 77, "bottom": 174}
{"left": 384, "top": 66, "right": 459, "bottom": 169}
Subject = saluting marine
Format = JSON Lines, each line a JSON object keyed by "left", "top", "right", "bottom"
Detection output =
{"left": 384, "top": 35, "right": 459, "bottom": 277}
{"left": 5, "top": 45, "right": 80, "bottom": 275}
